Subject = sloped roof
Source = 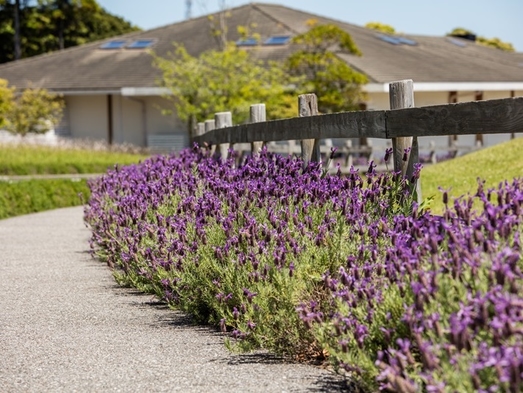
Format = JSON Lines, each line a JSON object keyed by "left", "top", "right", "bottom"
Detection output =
{"left": 0, "top": 2, "right": 522, "bottom": 92}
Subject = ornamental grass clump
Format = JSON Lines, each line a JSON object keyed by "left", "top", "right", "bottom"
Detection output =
{"left": 85, "top": 146, "right": 522, "bottom": 392}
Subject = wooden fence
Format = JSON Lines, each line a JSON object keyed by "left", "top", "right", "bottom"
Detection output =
{"left": 193, "top": 79, "right": 523, "bottom": 187}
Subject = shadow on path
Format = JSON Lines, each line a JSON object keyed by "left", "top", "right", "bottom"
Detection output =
{"left": 116, "top": 283, "right": 357, "bottom": 392}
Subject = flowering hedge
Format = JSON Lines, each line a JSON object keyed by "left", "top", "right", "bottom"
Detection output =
{"left": 85, "top": 147, "right": 522, "bottom": 392}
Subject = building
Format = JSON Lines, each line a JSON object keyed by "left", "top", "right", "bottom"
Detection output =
{"left": 0, "top": 2, "right": 522, "bottom": 152}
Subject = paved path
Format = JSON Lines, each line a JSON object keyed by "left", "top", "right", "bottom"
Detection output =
{"left": 0, "top": 207, "right": 348, "bottom": 392}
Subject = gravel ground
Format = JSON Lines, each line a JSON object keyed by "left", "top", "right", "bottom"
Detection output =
{"left": 0, "top": 207, "right": 349, "bottom": 392}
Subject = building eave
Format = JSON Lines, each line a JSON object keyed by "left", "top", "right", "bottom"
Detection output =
{"left": 121, "top": 87, "right": 171, "bottom": 96}
{"left": 364, "top": 82, "right": 523, "bottom": 93}
{"left": 50, "top": 89, "right": 121, "bottom": 95}
{"left": 50, "top": 82, "right": 523, "bottom": 97}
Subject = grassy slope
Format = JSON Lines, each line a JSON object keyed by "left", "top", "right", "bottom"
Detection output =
{"left": 421, "top": 136, "right": 523, "bottom": 213}
{"left": 0, "top": 144, "right": 150, "bottom": 175}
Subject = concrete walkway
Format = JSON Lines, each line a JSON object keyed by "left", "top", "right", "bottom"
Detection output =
{"left": 0, "top": 207, "right": 348, "bottom": 392}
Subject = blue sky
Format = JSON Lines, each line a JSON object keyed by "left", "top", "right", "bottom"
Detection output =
{"left": 98, "top": 0, "right": 523, "bottom": 52}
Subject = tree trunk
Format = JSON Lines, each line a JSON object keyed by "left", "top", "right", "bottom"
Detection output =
{"left": 58, "top": 18, "right": 64, "bottom": 50}
{"left": 14, "top": 0, "right": 21, "bottom": 60}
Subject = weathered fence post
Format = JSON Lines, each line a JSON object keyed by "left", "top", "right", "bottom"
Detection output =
{"left": 250, "top": 104, "right": 266, "bottom": 154}
{"left": 204, "top": 119, "right": 216, "bottom": 155}
{"left": 195, "top": 122, "right": 206, "bottom": 153}
{"left": 196, "top": 122, "right": 205, "bottom": 136}
{"left": 345, "top": 139, "right": 353, "bottom": 168}
{"left": 299, "top": 94, "right": 321, "bottom": 167}
{"left": 389, "top": 79, "right": 421, "bottom": 201}
{"left": 215, "top": 112, "right": 232, "bottom": 159}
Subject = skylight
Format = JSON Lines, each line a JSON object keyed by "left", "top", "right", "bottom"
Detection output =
{"left": 127, "top": 39, "right": 156, "bottom": 49}
{"left": 376, "top": 34, "right": 401, "bottom": 45}
{"left": 236, "top": 38, "right": 258, "bottom": 47}
{"left": 264, "top": 36, "right": 291, "bottom": 45}
{"left": 100, "top": 40, "right": 127, "bottom": 49}
{"left": 396, "top": 37, "right": 417, "bottom": 46}
{"left": 376, "top": 34, "right": 417, "bottom": 46}
{"left": 447, "top": 37, "right": 467, "bottom": 47}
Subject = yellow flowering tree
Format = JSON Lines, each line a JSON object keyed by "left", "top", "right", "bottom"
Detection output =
{"left": 153, "top": 42, "right": 300, "bottom": 138}
{"left": 0, "top": 79, "right": 14, "bottom": 128}
{"left": 0, "top": 80, "right": 64, "bottom": 137}
{"left": 286, "top": 22, "right": 368, "bottom": 113}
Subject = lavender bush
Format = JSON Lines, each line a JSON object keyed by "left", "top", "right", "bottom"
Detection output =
{"left": 300, "top": 179, "right": 523, "bottom": 392}
{"left": 85, "top": 146, "right": 522, "bottom": 392}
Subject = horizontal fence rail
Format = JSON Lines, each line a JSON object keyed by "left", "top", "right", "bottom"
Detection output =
{"left": 387, "top": 97, "right": 523, "bottom": 138}
{"left": 192, "top": 79, "right": 523, "bottom": 203}
{"left": 193, "top": 110, "right": 387, "bottom": 145}
{"left": 193, "top": 96, "right": 523, "bottom": 146}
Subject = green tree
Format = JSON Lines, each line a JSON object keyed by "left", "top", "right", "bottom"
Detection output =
{"left": 153, "top": 42, "right": 299, "bottom": 138}
{"left": 0, "top": 78, "right": 14, "bottom": 127}
{"left": 0, "top": 0, "right": 29, "bottom": 60}
{"left": 365, "top": 21, "right": 396, "bottom": 34}
{"left": 13, "top": 0, "right": 21, "bottom": 58}
{"left": 286, "top": 22, "right": 368, "bottom": 114}
{"left": 48, "top": 0, "right": 141, "bottom": 47}
{"left": 3, "top": 84, "right": 64, "bottom": 137}
{"left": 43, "top": 0, "right": 77, "bottom": 50}
{"left": 0, "top": 0, "right": 140, "bottom": 63}
{"left": 448, "top": 27, "right": 475, "bottom": 37}
{"left": 476, "top": 36, "right": 515, "bottom": 52}
{"left": 448, "top": 27, "right": 515, "bottom": 52}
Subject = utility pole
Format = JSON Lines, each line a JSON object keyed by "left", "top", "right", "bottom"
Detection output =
{"left": 186, "top": 0, "right": 192, "bottom": 19}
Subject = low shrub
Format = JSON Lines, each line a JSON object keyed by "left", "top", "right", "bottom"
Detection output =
{"left": 85, "top": 147, "right": 522, "bottom": 392}
{"left": 301, "top": 180, "right": 523, "bottom": 392}
{"left": 0, "top": 178, "right": 89, "bottom": 219}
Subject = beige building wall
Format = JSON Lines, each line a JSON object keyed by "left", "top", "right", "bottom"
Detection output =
{"left": 483, "top": 91, "right": 515, "bottom": 100}
{"left": 366, "top": 91, "right": 450, "bottom": 110}
{"left": 365, "top": 89, "right": 521, "bottom": 151}
{"left": 144, "top": 96, "right": 185, "bottom": 135}
{"left": 110, "top": 95, "right": 181, "bottom": 147}
{"left": 66, "top": 95, "right": 108, "bottom": 141}
{"left": 365, "top": 92, "right": 389, "bottom": 110}
{"left": 65, "top": 94, "right": 185, "bottom": 149}
{"left": 367, "top": 90, "right": 522, "bottom": 109}
{"left": 113, "top": 95, "right": 144, "bottom": 146}
{"left": 64, "top": 90, "right": 521, "bottom": 151}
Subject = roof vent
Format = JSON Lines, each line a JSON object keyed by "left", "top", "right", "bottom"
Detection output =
{"left": 450, "top": 33, "right": 476, "bottom": 42}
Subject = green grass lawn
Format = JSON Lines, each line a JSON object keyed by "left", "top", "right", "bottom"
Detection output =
{"left": 0, "top": 144, "right": 150, "bottom": 175}
{"left": 1, "top": 137, "right": 521, "bottom": 219}
{"left": 0, "top": 178, "right": 90, "bottom": 219}
{"left": 0, "top": 143, "right": 149, "bottom": 219}
{"left": 421, "top": 136, "right": 523, "bottom": 213}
